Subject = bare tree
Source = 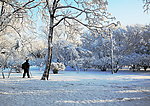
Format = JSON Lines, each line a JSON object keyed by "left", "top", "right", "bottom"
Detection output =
{"left": 40, "top": 0, "right": 117, "bottom": 80}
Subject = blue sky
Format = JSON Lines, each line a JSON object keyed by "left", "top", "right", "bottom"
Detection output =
{"left": 107, "top": 0, "right": 150, "bottom": 26}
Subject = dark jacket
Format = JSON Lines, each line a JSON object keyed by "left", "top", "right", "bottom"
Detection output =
{"left": 22, "top": 60, "right": 30, "bottom": 70}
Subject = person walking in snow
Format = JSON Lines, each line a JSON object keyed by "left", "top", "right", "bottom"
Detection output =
{"left": 22, "top": 59, "right": 30, "bottom": 78}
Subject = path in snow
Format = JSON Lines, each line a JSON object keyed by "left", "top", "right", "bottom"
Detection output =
{"left": 0, "top": 69, "right": 150, "bottom": 106}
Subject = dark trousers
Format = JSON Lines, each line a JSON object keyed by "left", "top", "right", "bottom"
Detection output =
{"left": 23, "top": 69, "right": 30, "bottom": 78}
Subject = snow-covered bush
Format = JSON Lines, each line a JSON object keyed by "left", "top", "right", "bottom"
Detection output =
{"left": 51, "top": 62, "right": 65, "bottom": 74}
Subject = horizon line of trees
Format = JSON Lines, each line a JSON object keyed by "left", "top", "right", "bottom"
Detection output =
{"left": 1, "top": 24, "right": 149, "bottom": 71}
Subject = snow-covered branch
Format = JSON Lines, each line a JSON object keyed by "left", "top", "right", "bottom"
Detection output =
{"left": 0, "top": 0, "right": 40, "bottom": 32}
{"left": 143, "top": 0, "right": 150, "bottom": 12}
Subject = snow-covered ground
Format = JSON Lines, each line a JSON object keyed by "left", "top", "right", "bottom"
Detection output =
{"left": 0, "top": 67, "right": 150, "bottom": 106}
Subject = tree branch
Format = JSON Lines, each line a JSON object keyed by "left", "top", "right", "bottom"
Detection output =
{"left": 6, "top": 0, "right": 35, "bottom": 18}
{"left": 55, "top": 5, "right": 91, "bottom": 13}
{"left": 7, "top": 25, "right": 22, "bottom": 37}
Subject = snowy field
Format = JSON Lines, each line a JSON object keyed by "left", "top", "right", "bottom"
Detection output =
{"left": 0, "top": 67, "right": 150, "bottom": 106}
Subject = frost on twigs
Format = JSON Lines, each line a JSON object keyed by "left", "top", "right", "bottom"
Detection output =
{"left": 143, "top": 0, "right": 150, "bottom": 12}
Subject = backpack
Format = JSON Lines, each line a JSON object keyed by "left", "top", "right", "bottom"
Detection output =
{"left": 22, "top": 63, "right": 25, "bottom": 69}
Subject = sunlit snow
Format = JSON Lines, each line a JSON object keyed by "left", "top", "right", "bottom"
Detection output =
{"left": 0, "top": 67, "right": 150, "bottom": 106}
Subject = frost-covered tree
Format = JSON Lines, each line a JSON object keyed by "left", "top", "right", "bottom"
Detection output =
{"left": 0, "top": 0, "right": 41, "bottom": 68}
{"left": 0, "top": 36, "right": 23, "bottom": 68}
{"left": 113, "top": 24, "right": 150, "bottom": 67}
{"left": 80, "top": 24, "right": 150, "bottom": 71}
{"left": 0, "top": 0, "right": 40, "bottom": 33}
{"left": 113, "top": 25, "right": 143, "bottom": 56}
{"left": 0, "top": 33, "right": 38, "bottom": 68}
{"left": 40, "top": 0, "right": 116, "bottom": 80}
{"left": 0, "top": 0, "right": 40, "bottom": 54}
{"left": 53, "top": 40, "right": 79, "bottom": 65}
{"left": 80, "top": 31, "right": 112, "bottom": 70}
{"left": 52, "top": 38, "right": 93, "bottom": 70}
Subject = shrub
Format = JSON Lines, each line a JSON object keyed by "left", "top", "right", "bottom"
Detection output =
{"left": 51, "top": 62, "right": 65, "bottom": 74}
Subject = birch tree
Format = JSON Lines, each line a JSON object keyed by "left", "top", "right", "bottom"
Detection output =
{"left": 40, "top": 0, "right": 117, "bottom": 80}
